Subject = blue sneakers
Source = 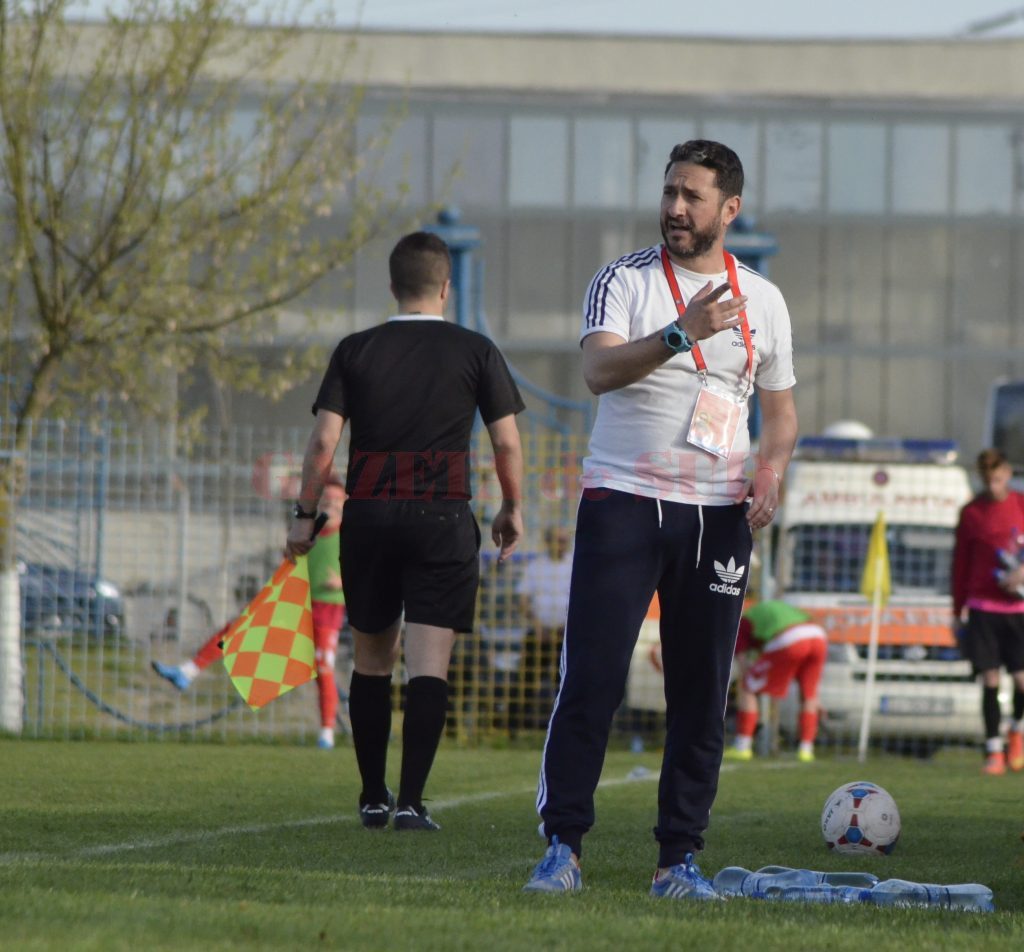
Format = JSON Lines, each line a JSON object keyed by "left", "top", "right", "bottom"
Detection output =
{"left": 150, "top": 661, "right": 191, "bottom": 692}
{"left": 650, "top": 853, "right": 721, "bottom": 901}
{"left": 523, "top": 836, "right": 582, "bottom": 893}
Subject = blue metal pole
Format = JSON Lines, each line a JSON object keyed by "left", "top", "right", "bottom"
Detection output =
{"left": 726, "top": 215, "right": 779, "bottom": 272}
{"left": 425, "top": 207, "right": 480, "bottom": 330}
{"left": 427, "top": 206, "right": 596, "bottom": 435}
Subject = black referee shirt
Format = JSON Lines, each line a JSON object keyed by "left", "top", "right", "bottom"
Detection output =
{"left": 313, "top": 318, "right": 525, "bottom": 501}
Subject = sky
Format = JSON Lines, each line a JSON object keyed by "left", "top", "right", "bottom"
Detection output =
{"left": 73, "top": 1, "right": 1024, "bottom": 39}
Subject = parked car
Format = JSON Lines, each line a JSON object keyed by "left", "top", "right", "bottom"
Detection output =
{"left": 18, "top": 559, "right": 125, "bottom": 640}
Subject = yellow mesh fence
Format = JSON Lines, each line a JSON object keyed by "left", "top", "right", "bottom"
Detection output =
{"left": 445, "top": 428, "right": 588, "bottom": 742}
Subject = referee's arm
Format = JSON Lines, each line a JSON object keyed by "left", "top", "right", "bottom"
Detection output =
{"left": 286, "top": 409, "right": 345, "bottom": 560}
{"left": 486, "top": 413, "right": 524, "bottom": 563}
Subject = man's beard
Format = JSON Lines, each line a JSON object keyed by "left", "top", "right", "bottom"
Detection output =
{"left": 661, "top": 218, "right": 722, "bottom": 261}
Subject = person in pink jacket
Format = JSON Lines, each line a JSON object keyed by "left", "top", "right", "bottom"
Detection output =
{"left": 952, "top": 448, "right": 1024, "bottom": 775}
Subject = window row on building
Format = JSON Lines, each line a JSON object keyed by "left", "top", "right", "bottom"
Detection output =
{"left": 354, "top": 100, "right": 1024, "bottom": 218}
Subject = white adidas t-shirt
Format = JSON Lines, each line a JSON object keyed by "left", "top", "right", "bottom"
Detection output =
{"left": 580, "top": 244, "right": 795, "bottom": 506}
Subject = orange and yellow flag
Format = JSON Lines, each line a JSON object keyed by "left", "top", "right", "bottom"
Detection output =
{"left": 220, "top": 556, "right": 317, "bottom": 709}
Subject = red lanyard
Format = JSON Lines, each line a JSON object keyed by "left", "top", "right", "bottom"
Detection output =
{"left": 659, "top": 245, "right": 754, "bottom": 396}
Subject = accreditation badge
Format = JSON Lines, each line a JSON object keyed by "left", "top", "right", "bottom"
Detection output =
{"left": 686, "top": 385, "right": 742, "bottom": 460}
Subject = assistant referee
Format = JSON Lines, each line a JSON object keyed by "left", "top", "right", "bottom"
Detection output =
{"left": 286, "top": 231, "right": 525, "bottom": 830}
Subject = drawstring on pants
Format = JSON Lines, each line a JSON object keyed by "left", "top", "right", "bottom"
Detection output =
{"left": 655, "top": 499, "right": 704, "bottom": 564}
{"left": 696, "top": 505, "right": 704, "bottom": 566}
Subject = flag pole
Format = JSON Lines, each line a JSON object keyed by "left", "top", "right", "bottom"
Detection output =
{"left": 857, "top": 510, "right": 890, "bottom": 764}
{"left": 857, "top": 551, "right": 884, "bottom": 763}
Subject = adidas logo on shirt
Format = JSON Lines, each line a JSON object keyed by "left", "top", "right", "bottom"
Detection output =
{"left": 709, "top": 557, "right": 745, "bottom": 596}
{"left": 731, "top": 326, "right": 758, "bottom": 347}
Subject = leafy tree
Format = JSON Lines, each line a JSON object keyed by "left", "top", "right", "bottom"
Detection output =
{"left": 0, "top": 0, "right": 404, "bottom": 540}
{"left": 0, "top": 0, "right": 408, "bottom": 729}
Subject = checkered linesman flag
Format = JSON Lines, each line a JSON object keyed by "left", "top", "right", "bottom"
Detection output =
{"left": 220, "top": 556, "right": 317, "bottom": 709}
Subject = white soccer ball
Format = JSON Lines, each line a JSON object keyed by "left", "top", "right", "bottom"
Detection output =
{"left": 821, "top": 780, "right": 901, "bottom": 856}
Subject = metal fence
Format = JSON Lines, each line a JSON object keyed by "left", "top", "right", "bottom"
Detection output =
{"left": 0, "top": 417, "right": 997, "bottom": 756}
{"left": 2, "top": 418, "right": 585, "bottom": 744}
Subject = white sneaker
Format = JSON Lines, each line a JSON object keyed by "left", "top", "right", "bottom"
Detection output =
{"left": 317, "top": 728, "right": 335, "bottom": 750}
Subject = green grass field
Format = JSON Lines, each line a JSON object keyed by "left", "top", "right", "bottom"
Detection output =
{"left": 1, "top": 739, "right": 1023, "bottom": 951}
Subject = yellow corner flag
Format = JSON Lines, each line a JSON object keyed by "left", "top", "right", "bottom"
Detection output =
{"left": 859, "top": 510, "right": 891, "bottom": 606}
{"left": 220, "top": 556, "right": 317, "bottom": 710}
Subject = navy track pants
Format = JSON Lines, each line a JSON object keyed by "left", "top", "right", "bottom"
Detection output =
{"left": 536, "top": 489, "right": 752, "bottom": 866}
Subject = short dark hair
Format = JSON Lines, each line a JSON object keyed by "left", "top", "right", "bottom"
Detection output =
{"left": 977, "top": 447, "right": 1009, "bottom": 475}
{"left": 664, "top": 139, "right": 744, "bottom": 198}
{"left": 389, "top": 232, "right": 452, "bottom": 301}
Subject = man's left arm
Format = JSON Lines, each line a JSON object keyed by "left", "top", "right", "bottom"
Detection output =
{"left": 745, "top": 387, "right": 798, "bottom": 530}
{"left": 485, "top": 413, "right": 524, "bottom": 563}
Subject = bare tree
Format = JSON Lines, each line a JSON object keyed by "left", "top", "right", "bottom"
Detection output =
{"left": 0, "top": 1, "right": 408, "bottom": 729}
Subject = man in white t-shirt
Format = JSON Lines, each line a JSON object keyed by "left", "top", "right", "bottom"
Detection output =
{"left": 525, "top": 140, "right": 798, "bottom": 898}
{"left": 514, "top": 526, "right": 573, "bottom": 727}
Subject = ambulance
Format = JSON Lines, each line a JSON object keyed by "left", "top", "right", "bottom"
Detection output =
{"left": 625, "top": 423, "right": 996, "bottom": 749}
{"left": 761, "top": 425, "right": 979, "bottom": 745}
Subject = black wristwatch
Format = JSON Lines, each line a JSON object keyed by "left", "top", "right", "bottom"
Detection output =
{"left": 292, "top": 503, "right": 317, "bottom": 520}
{"left": 663, "top": 321, "right": 694, "bottom": 354}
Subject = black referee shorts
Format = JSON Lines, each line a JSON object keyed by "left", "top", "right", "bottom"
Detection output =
{"left": 340, "top": 498, "right": 481, "bottom": 633}
{"left": 965, "top": 609, "right": 1024, "bottom": 675}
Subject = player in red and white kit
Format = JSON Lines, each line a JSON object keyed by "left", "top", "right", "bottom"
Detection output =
{"left": 724, "top": 599, "right": 826, "bottom": 763}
